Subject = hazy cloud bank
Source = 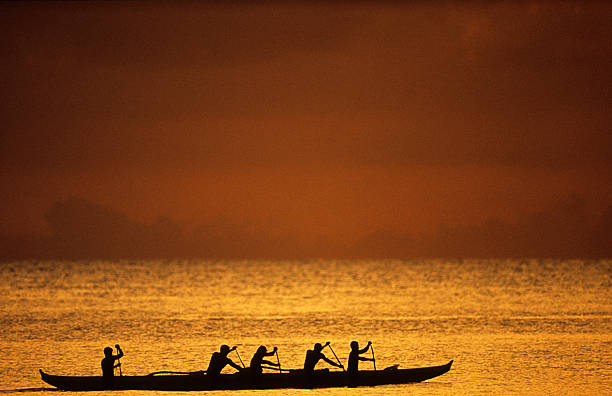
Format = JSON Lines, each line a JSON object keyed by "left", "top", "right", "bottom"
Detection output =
{"left": 1, "top": 196, "right": 610, "bottom": 260}
{"left": 355, "top": 195, "right": 612, "bottom": 259}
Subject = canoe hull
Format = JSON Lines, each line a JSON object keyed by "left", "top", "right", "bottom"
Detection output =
{"left": 40, "top": 360, "right": 453, "bottom": 391}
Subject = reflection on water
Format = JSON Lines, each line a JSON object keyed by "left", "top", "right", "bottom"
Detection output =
{"left": 1, "top": 259, "right": 611, "bottom": 394}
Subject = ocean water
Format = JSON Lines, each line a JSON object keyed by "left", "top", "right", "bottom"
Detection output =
{"left": 0, "top": 259, "right": 611, "bottom": 395}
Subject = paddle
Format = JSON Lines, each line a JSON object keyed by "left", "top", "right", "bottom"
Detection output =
{"left": 370, "top": 342, "right": 376, "bottom": 371}
{"left": 115, "top": 345, "right": 122, "bottom": 376}
{"left": 275, "top": 348, "right": 281, "bottom": 373}
{"left": 234, "top": 348, "right": 246, "bottom": 369}
{"left": 325, "top": 342, "right": 345, "bottom": 372}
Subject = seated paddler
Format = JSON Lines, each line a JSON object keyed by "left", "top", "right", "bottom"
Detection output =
{"left": 249, "top": 345, "right": 279, "bottom": 375}
{"left": 303, "top": 342, "right": 343, "bottom": 374}
{"left": 101, "top": 344, "right": 123, "bottom": 379}
{"left": 207, "top": 345, "right": 243, "bottom": 377}
{"left": 347, "top": 340, "right": 373, "bottom": 377}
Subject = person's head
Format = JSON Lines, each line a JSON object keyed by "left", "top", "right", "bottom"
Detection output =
{"left": 220, "top": 345, "right": 230, "bottom": 355}
{"left": 350, "top": 341, "right": 359, "bottom": 351}
{"left": 257, "top": 345, "right": 267, "bottom": 354}
{"left": 104, "top": 347, "right": 113, "bottom": 357}
{"left": 314, "top": 343, "right": 323, "bottom": 352}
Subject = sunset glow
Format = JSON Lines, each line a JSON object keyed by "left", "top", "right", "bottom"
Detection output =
{"left": 1, "top": 2, "right": 611, "bottom": 258}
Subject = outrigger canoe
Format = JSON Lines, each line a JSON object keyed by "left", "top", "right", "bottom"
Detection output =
{"left": 40, "top": 360, "right": 453, "bottom": 391}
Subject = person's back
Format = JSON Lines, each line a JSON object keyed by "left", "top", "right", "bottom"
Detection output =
{"left": 303, "top": 348, "right": 321, "bottom": 372}
{"left": 206, "top": 351, "right": 224, "bottom": 376}
{"left": 101, "top": 355, "right": 114, "bottom": 378}
{"left": 347, "top": 349, "right": 359, "bottom": 374}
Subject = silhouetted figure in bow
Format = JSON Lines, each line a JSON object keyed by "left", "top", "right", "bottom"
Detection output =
{"left": 101, "top": 344, "right": 123, "bottom": 379}
{"left": 207, "top": 345, "right": 243, "bottom": 378}
{"left": 347, "top": 341, "right": 373, "bottom": 377}
{"left": 250, "top": 346, "right": 279, "bottom": 376}
{"left": 303, "top": 342, "right": 343, "bottom": 374}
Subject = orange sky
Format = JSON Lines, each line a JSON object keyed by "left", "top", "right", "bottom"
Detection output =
{"left": 1, "top": 2, "right": 611, "bottom": 258}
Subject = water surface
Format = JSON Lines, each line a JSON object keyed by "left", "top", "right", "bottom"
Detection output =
{"left": 1, "top": 259, "right": 611, "bottom": 394}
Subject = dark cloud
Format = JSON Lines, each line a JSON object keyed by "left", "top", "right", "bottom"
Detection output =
{"left": 0, "top": 197, "right": 312, "bottom": 259}
{"left": 43, "top": 197, "right": 184, "bottom": 259}
{"left": 1, "top": 3, "right": 359, "bottom": 71}
{"left": 355, "top": 194, "right": 612, "bottom": 258}
{"left": 2, "top": 2, "right": 611, "bottom": 172}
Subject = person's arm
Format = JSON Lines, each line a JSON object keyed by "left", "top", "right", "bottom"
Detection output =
{"left": 114, "top": 344, "right": 124, "bottom": 360}
{"left": 321, "top": 355, "right": 342, "bottom": 368}
{"left": 264, "top": 347, "right": 278, "bottom": 357}
{"left": 226, "top": 358, "right": 243, "bottom": 371}
{"left": 358, "top": 356, "right": 374, "bottom": 362}
{"left": 261, "top": 359, "right": 279, "bottom": 366}
{"left": 358, "top": 341, "right": 371, "bottom": 354}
